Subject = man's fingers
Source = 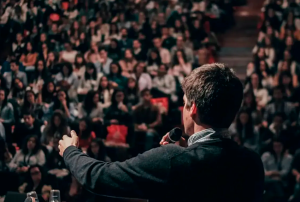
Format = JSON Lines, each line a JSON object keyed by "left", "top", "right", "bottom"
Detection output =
{"left": 71, "top": 130, "right": 77, "bottom": 138}
{"left": 162, "top": 142, "right": 169, "bottom": 145}
{"left": 160, "top": 133, "right": 169, "bottom": 144}
{"left": 59, "top": 140, "right": 63, "bottom": 146}
{"left": 62, "top": 135, "right": 69, "bottom": 140}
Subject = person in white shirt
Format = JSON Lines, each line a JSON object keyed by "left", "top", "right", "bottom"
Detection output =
{"left": 153, "top": 37, "right": 171, "bottom": 64}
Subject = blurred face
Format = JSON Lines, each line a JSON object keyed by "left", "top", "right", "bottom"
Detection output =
{"left": 185, "top": 30, "right": 190, "bottom": 38}
{"left": 24, "top": 115, "right": 34, "bottom": 126}
{"left": 153, "top": 38, "right": 161, "bottom": 48}
{"left": 266, "top": 27, "right": 273, "bottom": 35}
{"left": 142, "top": 91, "right": 152, "bottom": 102}
{"left": 80, "top": 33, "right": 85, "bottom": 40}
{"left": 26, "top": 92, "right": 35, "bottom": 104}
{"left": 282, "top": 75, "right": 291, "bottom": 86}
{"left": 40, "top": 33, "right": 46, "bottom": 42}
{"left": 121, "top": 29, "right": 127, "bottom": 37}
{"left": 175, "top": 20, "right": 181, "bottom": 28}
{"left": 58, "top": 91, "right": 66, "bottom": 101}
{"left": 10, "top": 62, "right": 18, "bottom": 72}
{"left": 286, "top": 37, "right": 293, "bottom": 46}
{"left": 273, "top": 142, "right": 283, "bottom": 154}
{"left": 93, "top": 93, "right": 99, "bottom": 104}
{"left": 251, "top": 74, "right": 259, "bottom": 87}
{"left": 128, "top": 79, "right": 136, "bottom": 88}
{"left": 79, "top": 120, "right": 87, "bottom": 131}
{"left": 162, "top": 27, "right": 168, "bottom": 35}
{"left": 258, "top": 48, "right": 264, "bottom": 58}
{"left": 244, "top": 93, "right": 253, "bottom": 105}
{"left": 284, "top": 51, "right": 290, "bottom": 60}
{"left": 73, "top": 21, "right": 79, "bottom": 29}
{"left": 76, "top": 56, "right": 83, "bottom": 64}
{"left": 273, "top": 116, "right": 283, "bottom": 128}
{"left": 30, "top": 167, "right": 41, "bottom": 183}
{"left": 89, "top": 21, "right": 95, "bottom": 28}
{"left": 87, "top": 67, "right": 94, "bottom": 75}
{"left": 260, "top": 61, "right": 266, "bottom": 71}
{"left": 37, "top": 60, "right": 44, "bottom": 71}
{"left": 176, "top": 51, "right": 183, "bottom": 58}
{"left": 42, "top": 43, "right": 47, "bottom": 50}
{"left": 27, "top": 137, "right": 36, "bottom": 151}
{"left": 133, "top": 40, "right": 140, "bottom": 49}
{"left": 111, "top": 41, "right": 117, "bottom": 48}
{"left": 47, "top": 82, "right": 54, "bottom": 92}
{"left": 91, "top": 142, "right": 99, "bottom": 155}
{"left": 158, "top": 65, "right": 167, "bottom": 75}
{"left": 64, "top": 43, "right": 71, "bottom": 51}
{"left": 51, "top": 24, "right": 58, "bottom": 32}
{"left": 136, "top": 63, "right": 144, "bottom": 74}
{"left": 16, "top": 33, "right": 23, "bottom": 42}
{"left": 150, "top": 51, "right": 157, "bottom": 59}
{"left": 273, "top": 89, "right": 283, "bottom": 100}
{"left": 81, "top": 16, "right": 87, "bottom": 24}
{"left": 63, "top": 66, "right": 69, "bottom": 75}
{"left": 100, "top": 50, "right": 107, "bottom": 59}
{"left": 100, "top": 77, "right": 108, "bottom": 88}
{"left": 48, "top": 52, "right": 55, "bottom": 61}
{"left": 239, "top": 113, "right": 249, "bottom": 125}
{"left": 176, "top": 36, "right": 184, "bottom": 47}
{"left": 265, "top": 37, "right": 271, "bottom": 46}
{"left": 27, "top": 43, "right": 32, "bottom": 51}
{"left": 125, "top": 50, "right": 132, "bottom": 59}
{"left": 53, "top": 116, "right": 61, "bottom": 127}
{"left": 111, "top": 64, "right": 118, "bottom": 74}
{"left": 0, "top": 90, "right": 5, "bottom": 102}
{"left": 115, "top": 92, "right": 124, "bottom": 103}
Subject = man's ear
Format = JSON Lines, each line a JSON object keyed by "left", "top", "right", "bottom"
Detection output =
{"left": 189, "top": 102, "right": 197, "bottom": 116}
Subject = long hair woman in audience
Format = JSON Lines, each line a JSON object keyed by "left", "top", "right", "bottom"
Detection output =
{"left": 277, "top": 50, "right": 298, "bottom": 86}
{"left": 73, "top": 53, "right": 86, "bottom": 79}
{"left": 107, "top": 39, "right": 122, "bottom": 61}
{"left": 0, "top": 87, "right": 15, "bottom": 126}
{"left": 169, "top": 50, "right": 192, "bottom": 83}
{"left": 125, "top": 78, "right": 140, "bottom": 110}
{"left": 278, "top": 71, "right": 300, "bottom": 110}
{"left": 146, "top": 48, "right": 162, "bottom": 77}
{"left": 255, "top": 59, "right": 273, "bottom": 89}
{"left": 42, "top": 110, "right": 70, "bottom": 145}
{"left": 97, "top": 76, "right": 113, "bottom": 109}
{"left": 19, "top": 165, "right": 53, "bottom": 201}
{"left": 76, "top": 118, "right": 96, "bottom": 150}
{"left": 19, "top": 41, "right": 38, "bottom": 72}
{"left": 107, "top": 62, "right": 128, "bottom": 90}
{"left": 45, "top": 89, "right": 77, "bottom": 121}
{"left": 104, "top": 88, "right": 131, "bottom": 126}
{"left": 46, "top": 51, "right": 60, "bottom": 75}
{"left": 229, "top": 109, "right": 260, "bottom": 152}
{"left": 252, "top": 36, "right": 276, "bottom": 68}
{"left": 30, "top": 59, "right": 50, "bottom": 94}
{"left": 131, "top": 62, "right": 152, "bottom": 91}
{"left": 9, "top": 135, "right": 46, "bottom": 173}
{"left": 243, "top": 90, "right": 262, "bottom": 125}
{"left": 8, "top": 78, "right": 26, "bottom": 105}
{"left": 22, "top": 90, "right": 43, "bottom": 120}
{"left": 41, "top": 81, "right": 56, "bottom": 106}
{"left": 54, "top": 62, "right": 79, "bottom": 101}
{"left": 245, "top": 72, "right": 270, "bottom": 110}
{"left": 87, "top": 139, "right": 110, "bottom": 162}
{"left": 78, "top": 90, "right": 104, "bottom": 137}
{"left": 119, "top": 49, "right": 137, "bottom": 78}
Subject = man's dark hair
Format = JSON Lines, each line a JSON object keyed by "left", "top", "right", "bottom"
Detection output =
{"left": 181, "top": 63, "right": 243, "bottom": 128}
{"left": 22, "top": 110, "right": 35, "bottom": 118}
{"left": 140, "top": 88, "right": 151, "bottom": 97}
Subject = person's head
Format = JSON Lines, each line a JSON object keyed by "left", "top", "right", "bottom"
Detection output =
{"left": 285, "top": 36, "right": 293, "bottom": 46}
{"left": 112, "top": 89, "right": 125, "bottom": 105}
{"left": 124, "top": 49, "right": 133, "bottom": 60}
{"left": 10, "top": 60, "right": 19, "bottom": 72}
{"left": 51, "top": 110, "right": 66, "bottom": 128}
{"left": 75, "top": 54, "right": 84, "bottom": 66}
{"left": 272, "top": 112, "right": 285, "bottom": 128}
{"left": 62, "top": 62, "right": 73, "bottom": 77}
{"left": 133, "top": 40, "right": 141, "bottom": 49}
{"left": 64, "top": 41, "right": 72, "bottom": 51}
{"left": 237, "top": 110, "right": 251, "bottom": 125}
{"left": 181, "top": 63, "right": 243, "bottom": 135}
{"left": 284, "top": 50, "right": 291, "bottom": 60}
{"left": 48, "top": 52, "right": 56, "bottom": 62}
{"left": 25, "top": 90, "right": 35, "bottom": 105}
{"left": 36, "top": 59, "right": 45, "bottom": 73}
{"left": 121, "top": 28, "right": 128, "bottom": 38}
{"left": 243, "top": 90, "right": 256, "bottom": 108}
{"left": 28, "top": 165, "right": 43, "bottom": 184}
{"left": 110, "top": 63, "right": 121, "bottom": 75}
{"left": 153, "top": 37, "right": 162, "bottom": 49}
{"left": 110, "top": 39, "right": 118, "bottom": 49}
{"left": 23, "top": 135, "right": 39, "bottom": 153}
{"left": 0, "top": 88, "right": 6, "bottom": 104}
{"left": 51, "top": 23, "right": 58, "bottom": 32}
{"left": 161, "top": 26, "right": 169, "bottom": 36}
{"left": 26, "top": 41, "right": 33, "bottom": 53}
{"left": 16, "top": 32, "right": 23, "bottom": 43}
{"left": 87, "top": 138, "right": 107, "bottom": 160}
{"left": 257, "top": 48, "right": 265, "bottom": 59}
{"left": 272, "top": 139, "right": 284, "bottom": 155}
{"left": 79, "top": 118, "right": 88, "bottom": 132}
{"left": 250, "top": 73, "right": 261, "bottom": 88}
{"left": 46, "top": 81, "right": 55, "bottom": 93}
{"left": 127, "top": 77, "right": 136, "bottom": 89}
{"left": 40, "top": 33, "right": 47, "bottom": 42}
{"left": 259, "top": 60, "right": 269, "bottom": 72}
{"left": 264, "top": 36, "right": 272, "bottom": 47}
{"left": 158, "top": 64, "right": 168, "bottom": 76}
{"left": 23, "top": 111, "right": 35, "bottom": 127}
{"left": 272, "top": 86, "right": 283, "bottom": 101}
{"left": 134, "top": 62, "right": 145, "bottom": 74}
{"left": 83, "top": 90, "right": 99, "bottom": 111}
{"left": 176, "top": 36, "right": 184, "bottom": 47}
{"left": 99, "top": 48, "right": 108, "bottom": 59}
{"left": 57, "top": 90, "right": 67, "bottom": 102}
{"left": 98, "top": 76, "right": 108, "bottom": 90}
{"left": 85, "top": 62, "right": 97, "bottom": 79}
{"left": 141, "top": 89, "right": 152, "bottom": 103}
{"left": 279, "top": 71, "right": 292, "bottom": 87}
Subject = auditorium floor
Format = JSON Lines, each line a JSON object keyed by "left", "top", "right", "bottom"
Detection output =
{"left": 217, "top": 0, "right": 265, "bottom": 81}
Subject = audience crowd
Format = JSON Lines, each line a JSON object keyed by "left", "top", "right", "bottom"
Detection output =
{"left": 234, "top": 0, "right": 300, "bottom": 201}
{"left": 0, "top": 0, "right": 237, "bottom": 201}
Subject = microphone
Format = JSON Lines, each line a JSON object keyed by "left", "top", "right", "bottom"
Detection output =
{"left": 166, "top": 127, "right": 182, "bottom": 143}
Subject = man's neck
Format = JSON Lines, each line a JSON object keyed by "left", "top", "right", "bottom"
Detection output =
{"left": 192, "top": 124, "right": 211, "bottom": 136}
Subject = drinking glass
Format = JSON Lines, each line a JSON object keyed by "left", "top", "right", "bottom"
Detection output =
{"left": 49, "top": 190, "right": 61, "bottom": 202}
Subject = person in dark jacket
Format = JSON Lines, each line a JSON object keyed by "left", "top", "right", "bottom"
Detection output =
{"left": 58, "top": 63, "right": 265, "bottom": 202}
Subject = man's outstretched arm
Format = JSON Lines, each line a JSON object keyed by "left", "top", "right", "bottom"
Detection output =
{"left": 60, "top": 131, "right": 180, "bottom": 199}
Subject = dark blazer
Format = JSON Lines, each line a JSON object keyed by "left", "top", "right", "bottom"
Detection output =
{"left": 63, "top": 130, "right": 264, "bottom": 202}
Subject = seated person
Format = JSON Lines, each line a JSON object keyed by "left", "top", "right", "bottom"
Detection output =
{"left": 13, "top": 111, "right": 41, "bottom": 147}
{"left": 133, "top": 89, "right": 161, "bottom": 151}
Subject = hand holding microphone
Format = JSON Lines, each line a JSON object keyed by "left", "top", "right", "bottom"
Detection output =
{"left": 160, "top": 128, "right": 188, "bottom": 147}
